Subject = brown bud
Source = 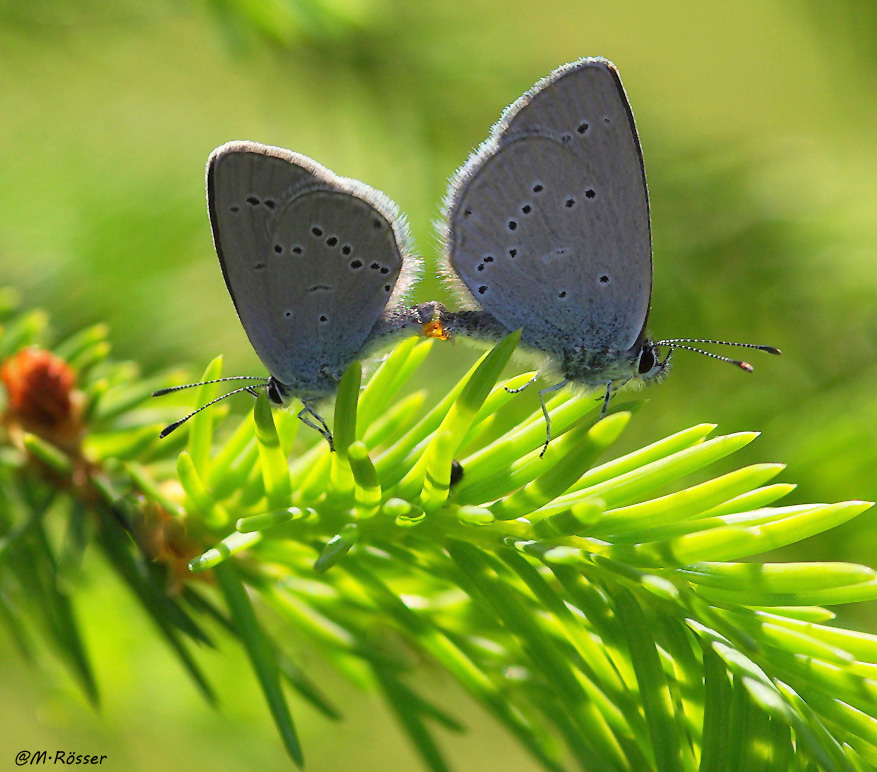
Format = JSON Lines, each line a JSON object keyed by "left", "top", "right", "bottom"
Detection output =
{"left": 2, "top": 347, "right": 83, "bottom": 449}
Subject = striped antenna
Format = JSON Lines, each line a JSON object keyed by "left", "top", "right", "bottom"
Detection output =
{"left": 154, "top": 378, "right": 269, "bottom": 438}
{"left": 655, "top": 338, "right": 781, "bottom": 372}
{"left": 153, "top": 375, "right": 267, "bottom": 397}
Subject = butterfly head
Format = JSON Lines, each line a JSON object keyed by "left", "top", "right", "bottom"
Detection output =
{"left": 634, "top": 338, "right": 670, "bottom": 383}
{"left": 266, "top": 376, "right": 290, "bottom": 406}
{"left": 560, "top": 338, "right": 669, "bottom": 387}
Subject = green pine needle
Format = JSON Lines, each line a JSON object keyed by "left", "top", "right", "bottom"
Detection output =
{"left": 2, "top": 291, "right": 877, "bottom": 771}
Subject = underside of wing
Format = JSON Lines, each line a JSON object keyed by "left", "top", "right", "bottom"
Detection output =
{"left": 443, "top": 59, "right": 652, "bottom": 354}
{"left": 208, "top": 141, "right": 417, "bottom": 390}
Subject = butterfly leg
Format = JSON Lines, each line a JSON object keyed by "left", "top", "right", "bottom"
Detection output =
{"left": 600, "top": 381, "right": 613, "bottom": 419}
{"left": 246, "top": 387, "right": 261, "bottom": 398}
{"left": 298, "top": 402, "right": 335, "bottom": 452}
{"left": 505, "top": 372, "right": 539, "bottom": 394}
{"left": 538, "top": 379, "right": 569, "bottom": 458}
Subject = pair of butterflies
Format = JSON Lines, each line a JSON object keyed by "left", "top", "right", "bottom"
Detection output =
{"left": 157, "top": 58, "right": 778, "bottom": 452}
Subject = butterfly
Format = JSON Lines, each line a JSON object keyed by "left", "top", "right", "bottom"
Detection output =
{"left": 430, "top": 58, "right": 778, "bottom": 454}
{"left": 155, "top": 141, "right": 436, "bottom": 449}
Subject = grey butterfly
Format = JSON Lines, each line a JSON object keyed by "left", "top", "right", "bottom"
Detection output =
{"left": 156, "top": 141, "right": 434, "bottom": 449}
{"left": 436, "top": 58, "right": 779, "bottom": 453}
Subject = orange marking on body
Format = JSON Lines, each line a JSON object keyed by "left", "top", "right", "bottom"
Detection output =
{"left": 423, "top": 319, "right": 449, "bottom": 340}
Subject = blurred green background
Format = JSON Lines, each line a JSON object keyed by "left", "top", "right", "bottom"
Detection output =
{"left": 1, "top": 1, "right": 876, "bottom": 769}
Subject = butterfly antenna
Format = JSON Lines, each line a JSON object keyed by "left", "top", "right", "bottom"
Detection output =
{"left": 153, "top": 376, "right": 267, "bottom": 397}
{"left": 657, "top": 338, "right": 781, "bottom": 355}
{"left": 158, "top": 384, "right": 267, "bottom": 438}
{"left": 655, "top": 339, "right": 780, "bottom": 373}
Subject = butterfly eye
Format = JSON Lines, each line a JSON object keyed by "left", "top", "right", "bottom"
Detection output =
{"left": 637, "top": 344, "right": 657, "bottom": 375}
{"left": 266, "top": 378, "right": 286, "bottom": 405}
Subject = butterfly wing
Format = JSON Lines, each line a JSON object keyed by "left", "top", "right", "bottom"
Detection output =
{"left": 208, "top": 141, "right": 416, "bottom": 390}
{"left": 444, "top": 58, "right": 651, "bottom": 357}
